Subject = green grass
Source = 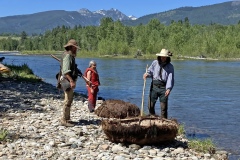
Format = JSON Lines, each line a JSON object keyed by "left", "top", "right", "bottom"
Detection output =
{"left": 188, "top": 138, "right": 216, "bottom": 154}
{"left": 21, "top": 50, "right": 63, "bottom": 55}
{"left": 0, "top": 36, "right": 20, "bottom": 40}
{"left": 17, "top": 49, "right": 240, "bottom": 61}
{"left": 178, "top": 123, "right": 216, "bottom": 154}
{"left": 2, "top": 63, "right": 42, "bottom": 82}
{"left": 177, "top": 124, "right": 186, "bottom": 135}
{"left": 0, "top": 128, "right": 8, "bottom": 141}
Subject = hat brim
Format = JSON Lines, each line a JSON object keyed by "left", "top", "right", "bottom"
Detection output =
{"left": 64, "top": 44, "right": 80, "bottom": 49}
{"left": 156, "top": 53, "right": 169, "bottom": 57}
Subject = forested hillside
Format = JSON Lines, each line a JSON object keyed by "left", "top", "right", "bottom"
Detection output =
{"left": 123, "top": 2, "right": 240, "bottom": 26}
{"left": 1, "top": 18, "right": 240, "bottom": 59}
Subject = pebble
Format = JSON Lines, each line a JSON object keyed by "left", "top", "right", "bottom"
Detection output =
{"left": 0, "top": 79, "right": 228, "bottom": 160}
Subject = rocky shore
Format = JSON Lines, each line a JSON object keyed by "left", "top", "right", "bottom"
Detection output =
{"left": 0, "top": 79, "right": 228, "bottom": 160}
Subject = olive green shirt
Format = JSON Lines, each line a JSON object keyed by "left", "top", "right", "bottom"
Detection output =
{"left": 61, "top": 51, "right": 74, "bottom": 75}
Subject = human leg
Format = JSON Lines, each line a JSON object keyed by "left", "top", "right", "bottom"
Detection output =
{"left": 160, "top": 102, "right": 168, "bottom": 119}
{"left": 61, "top": 89, "right": 74, "bottom": 127}
{"left": 148, "top": 87, "right": 158, "bottom": 115}
{"left": 92, "top": 87, "right": 99, "bottom": 109}
{"left": 87, "top": 87, "right": 94, "bottom": 112}
{"left": 159, "top": 88, "right": 168, "bottom": 119}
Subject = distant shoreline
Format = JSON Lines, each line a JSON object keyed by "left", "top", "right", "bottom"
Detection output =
{"left": 1, "top": 51, "right": 240, "bottom": 61}
{"left": 0, "top": 51, "right": 21, "bottom": 55}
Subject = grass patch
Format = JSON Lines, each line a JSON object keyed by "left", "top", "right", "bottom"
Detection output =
{"left": 177, "top": 124, "right": 185, "bottom": 135}
{"left": 17, "top": 50, "right": 239, "bottom": 61}
{"left": 188, "top": 138, "right": 216, "bottom": 154}
{"left": 177, "top": 123, "right": 216, "bottom": 154}
{"left": 0, "top": 128, "right": 8, "bottom": 141}
{"left": 0, "top": 36, "right": 20, "bottom": 40}
{"left": 2, "top": 63, "right": 42, "bottom": 82}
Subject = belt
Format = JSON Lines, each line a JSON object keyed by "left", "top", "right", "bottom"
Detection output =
{"left": 152, "top": 80, "right": 166, "bottom": 87}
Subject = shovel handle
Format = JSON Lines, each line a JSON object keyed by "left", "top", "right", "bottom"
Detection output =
{"left": 141, "top": 64, "right": 148, "bottom": 116}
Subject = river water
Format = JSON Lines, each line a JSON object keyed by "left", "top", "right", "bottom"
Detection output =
{"left": 1, "top": 54, "right": 240, "bottom": 159}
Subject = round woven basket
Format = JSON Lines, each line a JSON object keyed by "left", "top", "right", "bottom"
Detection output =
{"left": 102, "top": 116, "right": 179, "bottom": 145}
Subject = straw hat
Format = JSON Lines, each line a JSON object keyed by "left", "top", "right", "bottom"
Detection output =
{"left": 156, "top": 49, "right": 171, "bottom": 57}
{"left": 64, "top": 39, "right": 80, "bottom": 49}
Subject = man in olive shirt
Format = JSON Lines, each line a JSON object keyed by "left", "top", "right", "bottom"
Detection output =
{"left": 61, "top": 39, "right": 80, "bottom": 127}
{"left": 143, "top": 49, "right": 174, "bottom": 119}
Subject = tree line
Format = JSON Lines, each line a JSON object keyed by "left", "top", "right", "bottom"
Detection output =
{"left": 1, "top": 17, "right": 240, "bottom": 58}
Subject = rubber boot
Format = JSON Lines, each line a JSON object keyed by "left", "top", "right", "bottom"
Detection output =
{"left": 160, "top": 102, "right": 168, "bottom": 119}
{"left": 148, "top": 101, "right": 156, "bottom": 115}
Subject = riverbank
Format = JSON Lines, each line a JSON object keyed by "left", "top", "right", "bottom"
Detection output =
{"left": 0, "top": 78, "right": 229, "bottom": 160}
{"left": 1, "top": 50, "right": 240, "bottom": 61}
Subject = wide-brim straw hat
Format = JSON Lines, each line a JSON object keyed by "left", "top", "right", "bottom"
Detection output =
{"left": 156, "top": 49, "right": 170, "bottom": 57}
{"left": 64, "top": 39, "right": 80, "bottom": 49}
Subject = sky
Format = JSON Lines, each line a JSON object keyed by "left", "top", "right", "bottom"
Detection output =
{"left": 0, "top": 0, "right": 233, "bottom": 18}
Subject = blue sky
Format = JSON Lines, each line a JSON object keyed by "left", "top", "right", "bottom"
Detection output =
{"left": 0, "top": 0, "right": 232, "bottom": 18}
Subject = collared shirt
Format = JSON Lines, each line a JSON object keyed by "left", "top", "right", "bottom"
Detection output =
{"left": 62, "top": 51, "right": 74, "bottom": 75}
{"left": 147, "top": 60, "right": 174, "bottom": 90}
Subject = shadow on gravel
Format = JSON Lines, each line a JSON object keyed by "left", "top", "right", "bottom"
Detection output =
{"left": 77, "top": 119, "right": 102, "bottom": 126}
{"left": 0, "top": 78, "right": 86, "bottom": 114}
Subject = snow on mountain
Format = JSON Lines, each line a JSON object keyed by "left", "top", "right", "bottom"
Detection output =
{"left": 78, "top": 8, "right": 131, "bottom": 21}
{"left": 129, "top": 15, "right": 137, "bottom": 20}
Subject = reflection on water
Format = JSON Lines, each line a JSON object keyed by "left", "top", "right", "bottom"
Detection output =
{"left": 1, "top": 54, "right": 240, "bottom": 159}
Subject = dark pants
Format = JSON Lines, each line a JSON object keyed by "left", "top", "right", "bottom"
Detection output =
{"left": 148, "top": 81, "right": 168, "bottom": 118}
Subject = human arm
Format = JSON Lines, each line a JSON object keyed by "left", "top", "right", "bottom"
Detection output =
{"left": 62, "top": 54, "right": 76, "bottom": 89}
{"left": 65, "top": 73, "right": 76, "bottom": 89}
{"left": 143, "top": 61, "right": 155, "bottom": 80}
{"left": 165, "top": 65, "right": 174, "bottom": 97}
{"left": 86, "top": 70, "right": 94, "bottom": 94}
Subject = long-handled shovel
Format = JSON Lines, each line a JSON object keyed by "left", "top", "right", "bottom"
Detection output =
{"left": 141, "top": 64, "right": 148, "bottom": 116}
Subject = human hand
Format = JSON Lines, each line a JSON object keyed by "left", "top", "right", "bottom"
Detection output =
{"left": 90, "top": 88, "right": 94, "bottom": 94}
{"left": 165, "top": 89, "right": 170, "bottom": 97}
{"left": 70, "top": 81, "right": 76, "bottom": 89}
{"left": 143, "top": 73, "right": 148, "bottom": 80}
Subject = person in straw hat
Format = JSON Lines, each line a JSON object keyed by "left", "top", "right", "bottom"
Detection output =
{"left": 143, "top": 48, "right": 174, "bottom": 119}
{"left": 60, "top": 39, "right": 80, "bottom": 127}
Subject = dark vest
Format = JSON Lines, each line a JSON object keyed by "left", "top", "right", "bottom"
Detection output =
{"left": 62, "top": 52, "right": 78, "bottom": 81}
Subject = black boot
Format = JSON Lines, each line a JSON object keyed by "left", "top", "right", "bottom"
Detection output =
{"left": 160, "top": 102, "right": 168, "bottom": 119}
{"left": 148, "top": 101, "right": 156, "bottom": 115}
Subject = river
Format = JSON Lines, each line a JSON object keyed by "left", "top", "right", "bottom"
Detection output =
{"left": 1, "top": 54, "right": 240, "bottom": 160}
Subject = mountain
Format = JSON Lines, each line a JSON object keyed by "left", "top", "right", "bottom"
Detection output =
{"left": 122, "top": 1, "right": 240, "bottom": 26}
{"left": 0, "top": 1, "right": 240, "bottom": 35}
{"left": 0, "top": 8, "right": 132, "bottom": 35}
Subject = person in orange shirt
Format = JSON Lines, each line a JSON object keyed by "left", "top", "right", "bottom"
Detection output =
{"left": 84, "top": 60, "right": 100, "bottom": 112}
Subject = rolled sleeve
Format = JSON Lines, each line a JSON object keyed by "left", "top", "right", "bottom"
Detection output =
{"left": 62, "top": 54, "right": 72, "bottom": 75}
{"left": 147, "top": 60, "right": 157, "bottom": 78}
{"left": 166, "top": 65, "right": 174, "bottom": 90}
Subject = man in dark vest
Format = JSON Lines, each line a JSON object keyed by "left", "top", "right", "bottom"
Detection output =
{"left": 143, "top": 48, "right": 174, "bottom": 119}
{"left": 60, "top": 39, "right": 80, "bottom": 127}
